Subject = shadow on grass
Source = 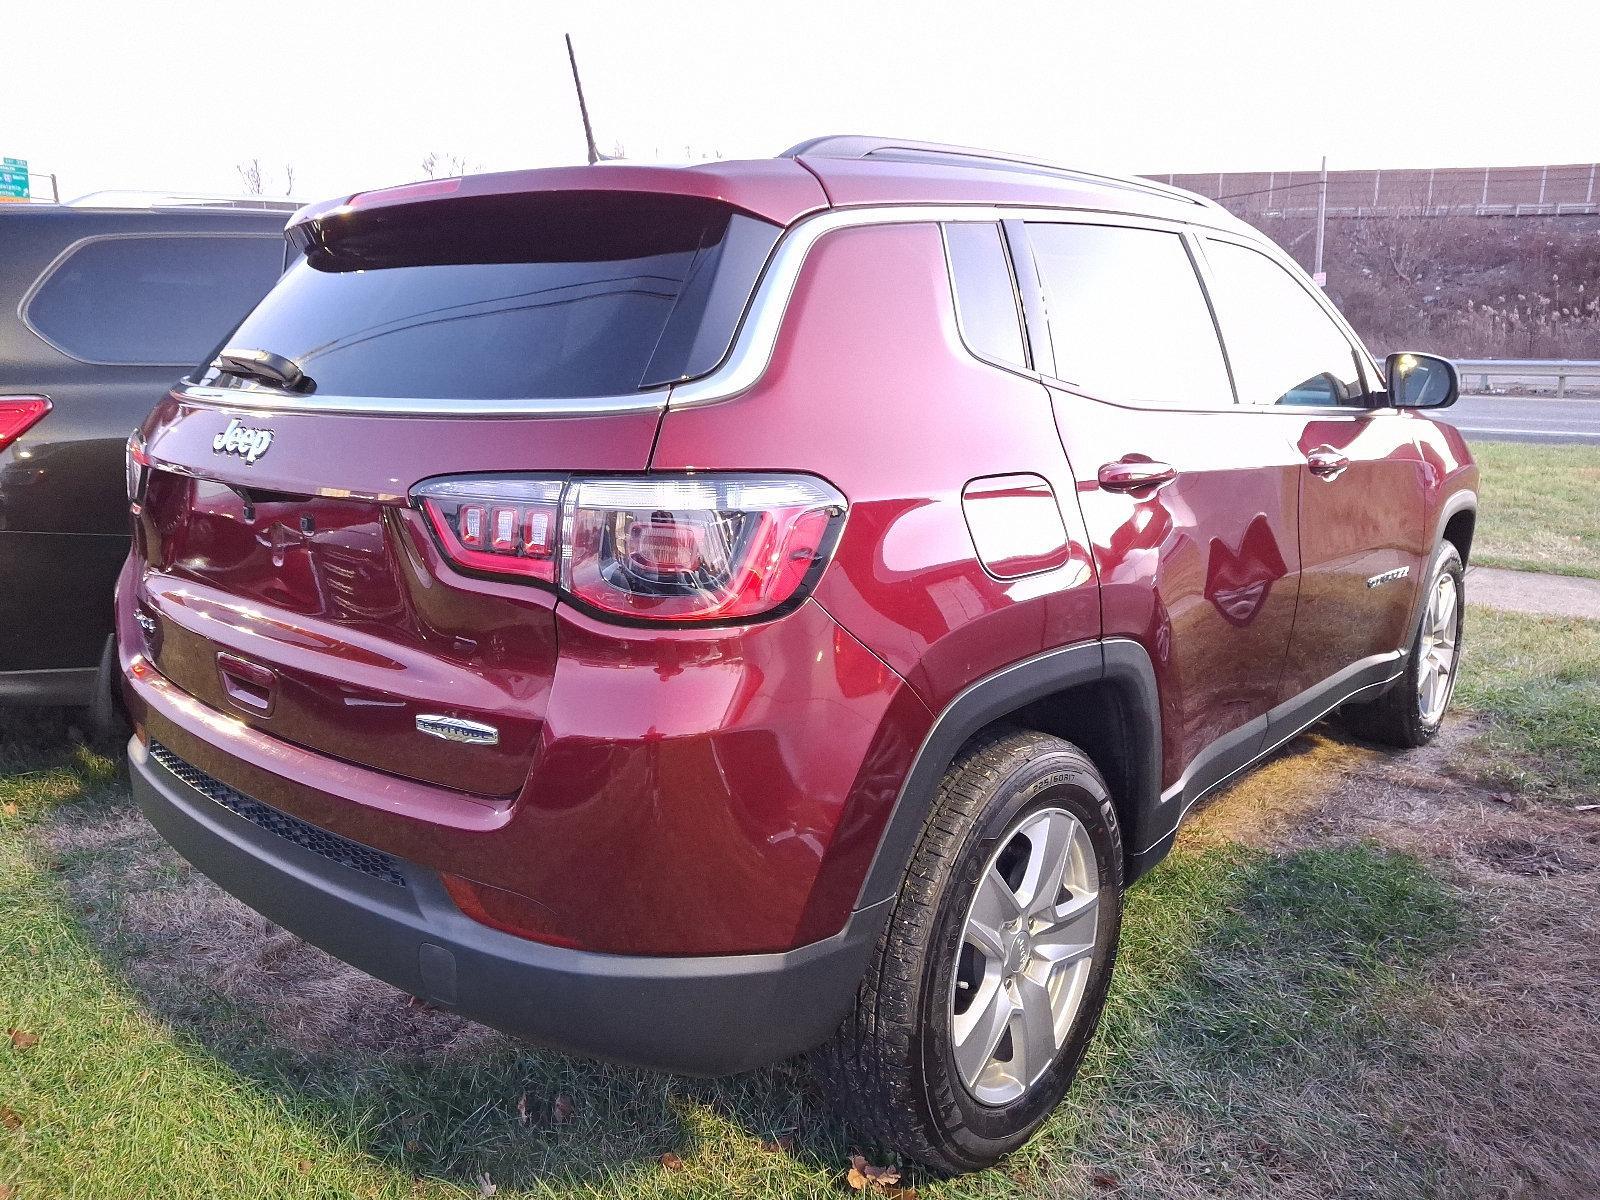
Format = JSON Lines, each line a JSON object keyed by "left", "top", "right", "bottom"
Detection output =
{"left": 5, "top": 705, "right": 1471, "bottom": 1196}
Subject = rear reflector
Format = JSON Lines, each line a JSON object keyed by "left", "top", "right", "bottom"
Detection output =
{"left": 413, "top": 473, "right": 846, "bottom": 624}
{"left": 0, "top": 396, "right": 50, "bottom": 453}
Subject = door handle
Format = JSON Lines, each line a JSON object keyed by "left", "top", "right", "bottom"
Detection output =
{"left": 1098, "top": 458, "right": 1176, "bottom": 492}
{"left": 1306, "top": 446, "right": 1351, "bottom": 479}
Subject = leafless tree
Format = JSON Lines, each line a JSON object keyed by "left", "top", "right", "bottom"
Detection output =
{"left": 283, "top": 162, "right": 296, "bottom": 195}
{"left": 236, "top": 158, "right": 264, "bottom": 195}
{"left": 421, "top": 151, "right": 478, "bottom": 179}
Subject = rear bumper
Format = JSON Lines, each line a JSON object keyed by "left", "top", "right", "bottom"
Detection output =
{"left": 0, "top": 666, "right": 98, "bottom": 706}
{"left": 129, "top": 736, "right": 887, "bottom": 1076}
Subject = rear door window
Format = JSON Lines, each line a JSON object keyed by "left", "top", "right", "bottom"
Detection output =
{"left": 25, "top": 234, "right": 285, "bottom": 366}
{"left": 205, "top": 193, "right": 780, "bottom": 401}
{"left": 1024, "top": 222, "right": 1234, "bottom": 408}
{"left": 1202, "top": 239, "right": 1367, "bottom": 407}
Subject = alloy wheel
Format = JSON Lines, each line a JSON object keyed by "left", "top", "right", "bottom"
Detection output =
{"left": 949, "top": 806, "right": 1100, "bottom": 1106}
{"left": 1417, "top": 569, "right": 1460, "bottom": 725}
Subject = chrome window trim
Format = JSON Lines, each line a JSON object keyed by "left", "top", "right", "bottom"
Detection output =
{"left": 673, "top": 202, "right": 1256, "bottom": 410}
{"left": 171, "top": 200, "right": 1262, "bottom": 418}
{"left": 18, "top": 231, "right": 287, "bottom": 368}
{"left": 173, "top": 384, "right": 671, "bottom": 418}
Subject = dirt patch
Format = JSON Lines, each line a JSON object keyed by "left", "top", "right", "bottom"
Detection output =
{"left": 1173, "top": 717, "right": 1600, "bottom": 1199}
{"left": 1470, "top": 832, "right": 1600, "bottom": 877}
{"left": 43, "top": 802, "right": 496, "bottom": 1060}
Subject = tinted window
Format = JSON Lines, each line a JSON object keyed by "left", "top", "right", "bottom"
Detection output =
{"left": 1025, "top": 223, "right": 1232, "bottom": 407}
{"left": 26, "top": 235, "right": 284, "bottom": 366}
{"left": 203, "top": 194, "right": 779, "bottom": 400}
{"left": 1203, "top": 239, "right": 1366, "bottom": 407}
{"left": 944, "top": 222, "right": 1027, "bottom": 367}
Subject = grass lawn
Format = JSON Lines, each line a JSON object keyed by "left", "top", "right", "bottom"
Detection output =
{"left": 1, "top": 608, "right": 1596, "bottom": 1198}
{"left": 1468, "top": 440, "right": 1600, "bottom": 579}
{"left": 1454, "top": 603, "right": 1600, "bottom": 797}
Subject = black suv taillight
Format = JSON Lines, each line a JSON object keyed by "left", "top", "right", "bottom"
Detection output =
{"left": 414, "top": 473, "right": 847, "bottom": 624}
{"left": 0, "top": 397, "right": 51, "bottom": 454}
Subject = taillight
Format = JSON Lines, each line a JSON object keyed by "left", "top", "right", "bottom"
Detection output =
{"left": 0, "top": 396, "right": 51, "bottom": 454}
{"left": 413, "top": 473, "right": 846, "bottom": 624}
{"left": 417, "top": 477, "right": 563, "bottom": 583}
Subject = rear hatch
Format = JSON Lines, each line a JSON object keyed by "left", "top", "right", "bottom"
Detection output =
{"left": 130, "top": 177, "right": 810, "bottom": 797}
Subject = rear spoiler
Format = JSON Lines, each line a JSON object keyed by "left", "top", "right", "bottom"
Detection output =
{"left": 286, "top": 160, "right": 829, "bottom": 242}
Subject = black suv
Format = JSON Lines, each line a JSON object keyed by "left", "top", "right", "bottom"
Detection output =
{"left": 0, "top": 197, "right": 293, "bottom": 723}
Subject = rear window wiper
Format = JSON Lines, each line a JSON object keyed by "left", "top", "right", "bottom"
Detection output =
{"left": 212, "top": 348, "right": 315, "bottom": 393}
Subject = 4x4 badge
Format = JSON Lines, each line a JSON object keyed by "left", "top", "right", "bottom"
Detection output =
{"left": 212, "top": 418, "right": 274, "bottom": 464}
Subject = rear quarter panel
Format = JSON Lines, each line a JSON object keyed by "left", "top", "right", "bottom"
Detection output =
{"left": 652, "top": 221, "right": 1100, "bottom": 710}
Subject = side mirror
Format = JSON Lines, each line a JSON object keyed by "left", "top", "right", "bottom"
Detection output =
{"left": 1385, "top": 352, "right": 1459, "bottom": 409}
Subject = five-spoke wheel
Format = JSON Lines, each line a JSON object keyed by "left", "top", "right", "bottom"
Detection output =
{"left": 951, "top": 807, "right": 1099, "bottom": 1105}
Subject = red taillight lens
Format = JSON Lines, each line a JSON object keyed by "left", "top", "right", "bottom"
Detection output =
{"left": 0, "top": 397, "right": 51, "bottom": 454}
{"left": 418, "top": 478, "right": 563, "bottom": 583}
{"left": 414, "top": 473, "right": 846, "bottom": 623}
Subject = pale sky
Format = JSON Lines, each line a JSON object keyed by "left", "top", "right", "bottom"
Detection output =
{"left": 11, "top": 0, "right": 1600, "bottom": 204}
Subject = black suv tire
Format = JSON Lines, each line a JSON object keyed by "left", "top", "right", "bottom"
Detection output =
{"left": 818, "top": 728, "right": 1122, "bottom": 1174}
{"left": 1338, "top": 541, "right": 1465, "bottom": 748}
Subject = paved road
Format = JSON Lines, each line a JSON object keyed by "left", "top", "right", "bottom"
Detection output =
{"left": 1447, "top": 393, "right": 1600, "bottom": 445}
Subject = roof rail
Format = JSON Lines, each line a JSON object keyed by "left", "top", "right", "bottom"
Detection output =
{"left": 780, "top": 135, "right": 1217, "bottom": 208}
{"left": 64, "top": 190, "right": 304, "bottom": 212}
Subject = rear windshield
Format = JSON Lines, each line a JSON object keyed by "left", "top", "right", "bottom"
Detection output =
{"left": 194, "top": 192, "right": 781, "bottom": 400}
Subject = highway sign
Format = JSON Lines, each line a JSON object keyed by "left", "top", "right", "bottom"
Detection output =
{"left": 0, "top": 157, "right": 29, "bottom": 201}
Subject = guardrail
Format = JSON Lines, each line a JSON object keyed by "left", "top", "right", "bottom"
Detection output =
{"left": 1453, "top": 359, "right": 1600, "bottom": 398}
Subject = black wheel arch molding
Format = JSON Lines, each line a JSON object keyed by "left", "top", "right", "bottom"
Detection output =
{"left": 855, "top": 637, "right": 1165, "bottom": 911}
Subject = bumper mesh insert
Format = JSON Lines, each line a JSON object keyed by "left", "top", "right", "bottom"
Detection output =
{"left": 147, "top": 741, "right": 407, "bottom": 888}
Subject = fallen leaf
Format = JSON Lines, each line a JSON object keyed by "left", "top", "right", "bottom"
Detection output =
{"left": 6, "top": 1030, "right": 38, "bottom": 1051}
{"left": 475, "top": 1171, "right": 497, "bottom": 1197}
{"left": 1090, "top": 1166, "right": 1123, "bottom": 1192}
{"left": 1, "top": 1183, "right": 14, "bottom": 1199}
{"left": 516, "top": 1092, "right": 531, "bottom": 1127}
{"left": 296, "top": 1159, "right": 312, "bottom": 1174}
{"left": 762, "top": 1133, "right": 796, "bottom": 1153}
{"left": 551, "top": 1093, "right": 574, "bottom": 1125}
{"left": 846, "top": 1154, "right": 902, "bottom": 1191}
{"left": 404, "top": 1139, "right": 420, "bottom": 1154}
{"left": 0, "top": 1104, "right": 21, "bottom": 1130}
{"left": 659, "top": 1152, "right": 685, "bottom": 1171}
{"left": 1, "top": 802, "right": 17, "bottom": 817}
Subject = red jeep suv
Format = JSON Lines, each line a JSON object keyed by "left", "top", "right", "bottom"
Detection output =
{"left": 118, "top": 137, "right": 1476, "bottom": 1173}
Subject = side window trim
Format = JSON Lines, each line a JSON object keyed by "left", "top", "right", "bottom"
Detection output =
{"left": 1018, "top": 215, "right": 1240, "bottom": 413}
{"left": 1180, "top": 230, "right": 1242, "bottom": 407}
{"left": 1000, "top": 218, "right": 1056, "bottom": 377}
{"left": 19, "top": 230, "right": 286, "bottom": 368}
{"left": 1195, "top": 231, "right": 1382, "bottom": 412}
{"left": 939, "top": 220, "right": 1032, "bottom": 375}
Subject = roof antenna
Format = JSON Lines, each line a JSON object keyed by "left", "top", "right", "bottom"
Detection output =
{"left": 565, "top": 33, "right": 601, "bottom": 165}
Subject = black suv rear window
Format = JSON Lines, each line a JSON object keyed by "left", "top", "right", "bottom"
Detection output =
{"left": 200, "top": 193, "right": 780, "bottom": 400}
{"left": 26, "top": 234, "right": 284, "bottom": 367}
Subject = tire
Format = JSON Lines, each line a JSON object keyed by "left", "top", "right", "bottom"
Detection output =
{"left": 818, "top": 727, "right": 1123, "bottom": 1174}
{"left": 82, "top": 634, "right": 131, "bottom": 749}
{"left": 1338, "top": 541, "right": 1465, "bottom": 748}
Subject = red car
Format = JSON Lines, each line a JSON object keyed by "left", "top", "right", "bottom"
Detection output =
{"left": 119, "top": 137, "right": 1476, "bottom": 1173}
